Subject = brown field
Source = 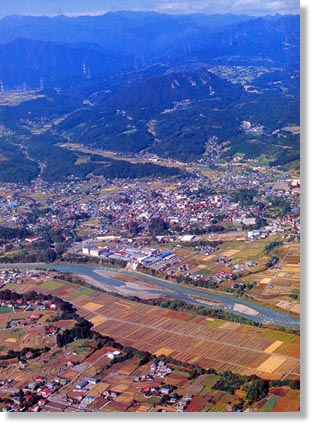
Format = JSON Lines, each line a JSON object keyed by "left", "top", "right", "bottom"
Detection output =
{"left": 260, "top": 278, "right": 272, "bottom": 284}
{"left": 83, "top": 302, "right": 104, "bottom": 311}
{"left": 223, "top": 250, "right": 240, "bottom": 257}
{"left": 88, "top": 382, "right": 110, "bottom": 396}
{"left": 4, "top": 278, "right": 298, "bottom": 381}
{"left": 163, "top": 310, "right": 194, "bottom": 321}
{"left": 286, "top": 256, "right": 300, "bottom": 264}
{"left": 258, "top": 356, "right": 287, "bottom": 373}
{"left": 0, "top": 312, "right": 11, "bottom": 323}
{"left": 0, "top": 326, "right": 52, "bottom": 354}
{"left": 89, "top": 315, "right": 108, "bottom": 327}
{"left": 154, "top": 347, "right": 174, "bottom": 356}
{"left": 274, "top": 342, "right": 300, "bottom": 358}
{"left": 188, "top": 238, "right": 281, "bottom": 278}
{"left": 220, "top": 322, "right": 241, "bottom": 331}
{"left": 272, "top": 398, "right": 300, "bottom": 412}
{"left": 0, "top": 271, "right": 300, "bottom": 409}
{"left": 264, "top": 340, "right": 284, "bottom": 353}
{"left": 53, "top": 319, "right": 76, "bottom": 328}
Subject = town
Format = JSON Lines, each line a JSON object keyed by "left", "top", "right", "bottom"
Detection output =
{"left": 0, "top": 162, "right": 300, "bottom": 254}
{"left": 0, "top": 160, "right": 300, "bottom": 312}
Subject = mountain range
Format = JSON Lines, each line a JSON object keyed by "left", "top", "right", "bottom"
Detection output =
{"left": 0, "top": 12, "right": 299, "bottom": 89}
{"left": 0, "top": 11, "right": 300, "bottom": 181}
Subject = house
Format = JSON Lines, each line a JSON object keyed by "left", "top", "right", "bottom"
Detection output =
{"left": 26, "top": 382, "right": 37, "bottom": 390}
{"left": 183, "top": 394, "right": 193, "bottom": 401}
{"left": 76, "top": 379, "right": 88, "bottom": 389}
{"left": 80, "top": 395, "right": 96, "bottom": 406}
{"left": 46, "top": 382, "right": 56, "bottom": 390}
{"left": 18, "top": 360, "right": 28, "bottom": 369}
{"left": 38, "top": 399, "right": 46, "bottom": 407}
{"left": 242, "top": 217, "right": 256, "bottom": 226}
{"left": 25, "top": 395, "right": 33, "bottom": 403}
{"left": 40, "top": 388, "right": 52, "bottom": 398}
{"left": 180, "top": 234, "right": 195, "bottom": 242}
{"left": 53, "top": 376, "right": 67, "bottom": 386}
{"left": 82, "top": 245, "right": 96, "bottom": 256}
{"left": 246, "top": 229, "right": 262, "bottom": 240}
{"left": 25, "top": 235, "right": 42, "bottom": 244}
{"left": 28, "top": 405, "right": 40, "bottom": 412}
{"left": 107, "top": 351, "right": 121, "bottom": 359}
{"left": 85, "top": 377, "right": 99, "bottom": 385}
{"left": 49, "top": 303, "right": 57, "bottom": 311}
{"left": 89, "top": 247, "right": 105, "bottom": 257}
{"left": 30, "top": 313, "right": 42, "bottom": 321}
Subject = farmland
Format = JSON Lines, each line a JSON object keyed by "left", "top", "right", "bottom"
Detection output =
{"left": 0, "top": 90, "right": 46, "bottom": 107}
{"left": 0, "top": 273, "right": 300, "bottom": 412}
{"left": 0, "top": 274, "right": 299, "bottom": 382}
{"left": 163, "top": 239, "right": 300, "bottom": 314}
{"left": 242, "top": 243, "right": 300, "bottom": 314}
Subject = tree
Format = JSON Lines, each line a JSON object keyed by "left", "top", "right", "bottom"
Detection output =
{"left": 247, "top": 378, "right": 269, "bottom": 402}
{"left": 160, "top": 394, "right": 170, "bottom": 405}
{"left": 149, "top": 217, "right": 169, "bottom": 235}
{"left": 126, "top": 221, "right": 140, "bottom": 236}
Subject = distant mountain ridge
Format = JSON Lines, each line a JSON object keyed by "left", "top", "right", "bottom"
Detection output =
{"left": 0, "top": 12, "right": 299, "bottom": 89}
{"left": 0, "top": 12, "right": 254, "bottom": 48}
{"left": 0, "top": 38, "right": 131, "bottom": 88}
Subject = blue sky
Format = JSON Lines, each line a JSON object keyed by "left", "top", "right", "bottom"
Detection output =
{"left": 0, "top": 0, "right": 300, "bottom": 18}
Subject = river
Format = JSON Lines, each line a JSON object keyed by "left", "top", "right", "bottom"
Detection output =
{"left": 0, "top": 262, "right": 300, "bottom": 329}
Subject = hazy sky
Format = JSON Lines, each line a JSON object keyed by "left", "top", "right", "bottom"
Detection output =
{"left": 0, "top": 0, "right": 300, "bottom": 19}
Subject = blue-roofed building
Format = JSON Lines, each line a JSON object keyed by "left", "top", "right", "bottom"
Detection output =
{"left": 159, "top": 252, "right": 173, "bottom": 259}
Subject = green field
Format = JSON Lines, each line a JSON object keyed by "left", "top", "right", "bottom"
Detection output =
{"left": 172, "top": 369, "right": 190, "bottom": 377}
{"left": 1, "top": 283, "right": 18, "bottom": 290}
{"left": 218, "top": 237, "right": 281, "bottom": 263}
{"left": 77, "top": 287, "right": 96, "bottom": 296}
{"left": 262, "top": 329, "right": 294, "bottom": 342}
{"left": 207, "top": 403, "right": 227, "bottom": 412}
{"left": 27, "top": 363, "right": 44, "bottom": 371}
{"left": 200, "top": 375, "right": 220, "bottom": 395}
{"left": 259, "top": 396, "right": 279, "bottom": 412}
{"left": 0, "top": 306, "right": 12, "bottom": 314}
{"left": 65, "top": 287, "right": 96, "bottom": 300}
{"left": 40, "top": 280, "right": 65, "bottom": 290}
{"left": 195, "top": 268, "right": 212, "bottom": 276}
{"left": 205, "top": 318, "right": 227, "bottom": 328}
{"left": 67, "top": 339, "right": 86, "bottom": 348}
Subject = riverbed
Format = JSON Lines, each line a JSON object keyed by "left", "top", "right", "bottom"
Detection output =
{"left": 0, "top": 262, "right": 300, "bottom": 329}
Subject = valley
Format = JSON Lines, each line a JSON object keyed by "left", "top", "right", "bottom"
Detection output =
{"left": 0, "top": 7, "right": 300, "bottom": 414}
